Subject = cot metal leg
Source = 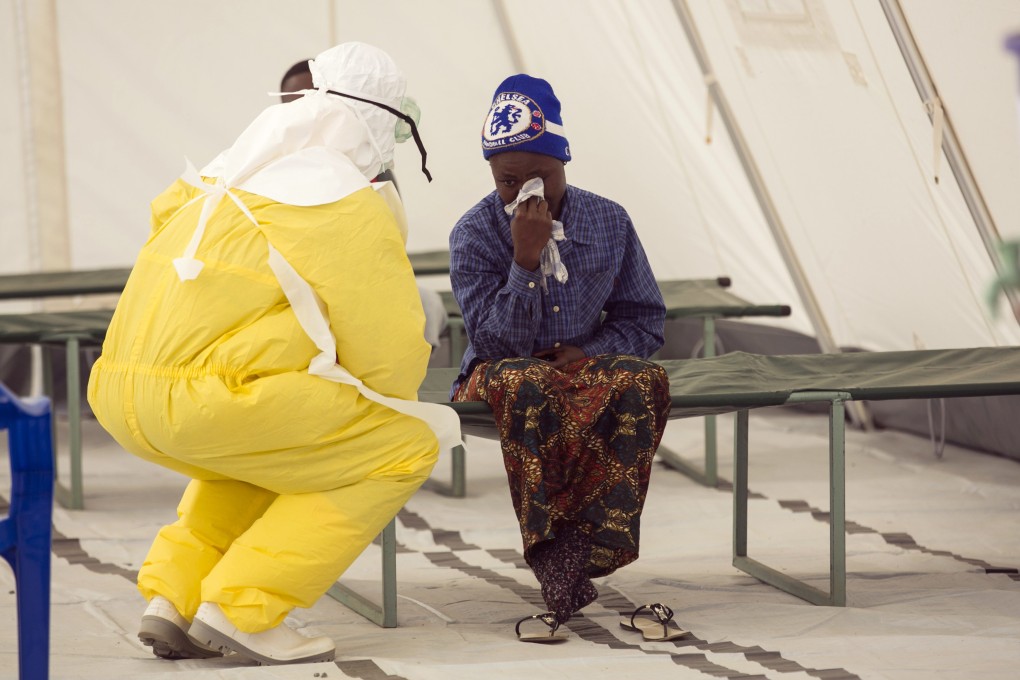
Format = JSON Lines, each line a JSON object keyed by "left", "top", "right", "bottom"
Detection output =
{"left": 829, "top": 398, "right": 847, "bottom": 606}
{"left": 732, "top": 393, "right": 850, "bottom": 606}
{"left": 448, "top": 318, "right": 465, "bottom": 368}
{"left": 327, "top": 518, "right": 398, "bottom": 628}
{"left": 450, "top": 444, "right": 466, "bottom": 498}
{"left": 657, "top": 315, "right": 719, "bottom": 486}
{"left": 427, "top": 444, "right": 467, "bottom": 498}
{"left": 48, "top": 336, "right": 84, "bottom": 510}
{"left": 733, "top": 409, "right": 749, "bottom": 559}
{"left": 440, "top": 318, "right": 470, "bottom": 498}
{"left": 701, "top": 316, "right": 718, "bottom": 486}
{"left": 66, "top": 336, "right": 83, "bottom": 510}
{"left": 42, "top": 346, "right": 59, "bottom": 492}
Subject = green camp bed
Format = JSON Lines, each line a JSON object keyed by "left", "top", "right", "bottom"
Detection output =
{"left": 0, "top": 268, "right": 131, "bottom": 300}
{"left": 406, "top": 250, "right": 451, "bottom": 276}
{"left": 436, "top": 290, "right": 463, "bottom": 366}
{"left": 434, "top": 278, "right": 791, "bottom": 495}
{"left": 331, "top": 346, "right": 1020, "bottom": 626}
{"left": 0, "top": 309, "right": 114, "bottom": 510}
{"left": 0, "top": 268, "right": 131, "bottom": 510}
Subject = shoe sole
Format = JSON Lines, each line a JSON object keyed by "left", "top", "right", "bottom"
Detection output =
{"left": 188, "top": 618, "right": 336, "bottom": 666}
{"left": 619, "top": 618, "right": 690, "bottom": 641}
{"left": 138, "top": 615, "right": 223, "bottom": 659}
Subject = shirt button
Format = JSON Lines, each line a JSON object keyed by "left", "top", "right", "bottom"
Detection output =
{"left": 553, "top": 305, "right": 560, "bottom": 312}
{"left": 554, "top": 342, "right": 561, "bottom": 348}
{"left": 528, "top": 282, "right": 536, "bottom": 289}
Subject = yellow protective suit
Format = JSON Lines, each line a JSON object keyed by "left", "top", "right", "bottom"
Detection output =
{"left": 87, "top": 177, "right": 438, "bottom": 632}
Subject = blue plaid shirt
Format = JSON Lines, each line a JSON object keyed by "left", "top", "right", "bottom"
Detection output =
{"left": 449, "top": 185, "right": 665, "bottom": 395}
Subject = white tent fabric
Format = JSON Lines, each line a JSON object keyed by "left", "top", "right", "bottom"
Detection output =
{"left": 3, "top": 0, "right": 1019, "bottom": 351}
{"left": 902, "top": 0, "right": 1020, "bottom": 243}
{"left": 3, "top": 3, "right": 1020, "bottom": 676}
{"left": 684, "top": 0, "right": 1020, "bottom": 351}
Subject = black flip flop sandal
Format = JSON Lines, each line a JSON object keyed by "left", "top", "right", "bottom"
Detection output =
{"left": 619, "top": 603, "right": 689, "bottom": 641}
{"left": 515, "top": 612, "right": 568, "bottom": 643}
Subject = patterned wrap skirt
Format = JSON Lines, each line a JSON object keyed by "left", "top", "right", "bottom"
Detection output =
{"left": 453, "top": 354, "right": 671, "bottom": 577}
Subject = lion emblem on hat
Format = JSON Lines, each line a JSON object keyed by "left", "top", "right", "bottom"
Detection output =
{"left": 489, "top": 104, "right": 523, "bottom": 136}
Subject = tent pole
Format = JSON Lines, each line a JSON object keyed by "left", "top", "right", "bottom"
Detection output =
{"left": 327, "top": 0, "right": 336, "bottom": 48}
{"left": 13, "top": 0, "right": 71, "bottom": 276}
{"left": 879, "top": 0, "right": 1020, "bottom": 327}
{"left": 491, "top": 0, "right": 527, "bottom": 73}
{"left": 669, "top": 0, "right": 872, "bottom": 429}
{"left": 14, "top": 0, "right": 73, "bottom": 401}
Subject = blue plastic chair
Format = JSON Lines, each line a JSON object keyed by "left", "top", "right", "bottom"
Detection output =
{"left": 0, "top": 381, "right": 53, "bottom": 680}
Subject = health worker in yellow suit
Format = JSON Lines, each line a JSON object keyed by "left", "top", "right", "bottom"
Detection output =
{"left": 87, "top": 42, "right": 460, "bottom": 666}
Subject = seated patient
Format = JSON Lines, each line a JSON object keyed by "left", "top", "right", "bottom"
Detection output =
{"left": 450, "top": 74, "right": 671, "bottom": 627}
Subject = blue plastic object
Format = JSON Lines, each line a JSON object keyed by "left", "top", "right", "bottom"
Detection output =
{"left": 0, "top": 382, "right": 53, "bottom": 680}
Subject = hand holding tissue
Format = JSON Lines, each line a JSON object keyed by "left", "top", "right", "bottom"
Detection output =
{"left": 504, "top": 177, "right": 568, "bottom": 290}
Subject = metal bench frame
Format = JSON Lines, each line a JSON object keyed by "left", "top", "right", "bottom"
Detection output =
{"left": 335, "top": 345, "right": 1020, "bottom": 625}
{"left": 331, "top": 388, "right": 854, "bottom": 625}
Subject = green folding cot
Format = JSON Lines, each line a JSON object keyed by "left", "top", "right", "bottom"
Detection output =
{"left": 328, "top": 346, "right": 1020, "bottom": 626}
{"left": 406, "top": 250, "right": 451, "bottom": 276}
{"left": 0, "top": 267, "right": 131, "bottom": 510}
{"left": 0, "top": 309, "right": 115, "bottom": 509}
{"left": 0, "top": 268, "right": 131, "bottom": 300}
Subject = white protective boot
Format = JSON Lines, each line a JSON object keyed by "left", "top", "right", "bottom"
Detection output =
{"left": 188, "top": 602, "right": 336, "bottom": 665}
{"left": 138, "top": 595, "right": 224, "bottom": 659}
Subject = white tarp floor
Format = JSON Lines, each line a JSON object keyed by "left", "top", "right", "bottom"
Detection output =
{"left": 2, "top": 407, "right": 1019, "bottom": 680}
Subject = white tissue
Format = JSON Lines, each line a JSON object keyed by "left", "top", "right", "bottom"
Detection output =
{"left": 503, "top": 178, "right": 568, "bottom": 289}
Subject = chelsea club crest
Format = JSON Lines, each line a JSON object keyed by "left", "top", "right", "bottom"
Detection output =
{"left": 482, "top": 91, "right": 547, "bottom": 153}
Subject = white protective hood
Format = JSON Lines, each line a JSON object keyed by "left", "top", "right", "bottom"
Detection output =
{"left": 200, "top": 41, "right": 411, "bottom": 206}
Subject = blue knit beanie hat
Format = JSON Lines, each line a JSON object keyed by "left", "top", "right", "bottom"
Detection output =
{"left": 481, "top": 74, "right": 570, "bottom": 162}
